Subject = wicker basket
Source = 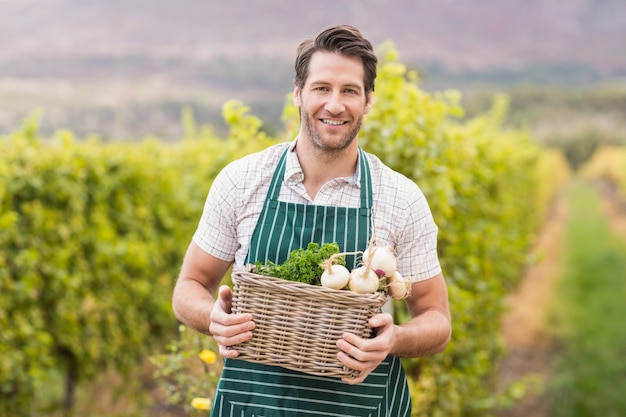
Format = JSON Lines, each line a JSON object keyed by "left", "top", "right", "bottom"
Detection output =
{"left": 231, "top": 266, "right": 389, "bottom": 378}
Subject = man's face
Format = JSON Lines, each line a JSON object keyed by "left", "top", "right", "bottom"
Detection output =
{"left": 293, "top": 51, "right": 372, "bottom": 153}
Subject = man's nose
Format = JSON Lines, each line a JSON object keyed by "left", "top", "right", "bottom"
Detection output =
{"left": 325, "top": 91, "right": 346, "bottom": 114}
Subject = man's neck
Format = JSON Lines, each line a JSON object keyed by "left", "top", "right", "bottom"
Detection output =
{"left": 294, "top": 138, "right": 359, "bottom": 200}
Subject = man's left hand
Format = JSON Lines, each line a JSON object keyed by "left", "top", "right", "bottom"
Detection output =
{"left": 336, "top": 312, "right": 396, "bottom": 384}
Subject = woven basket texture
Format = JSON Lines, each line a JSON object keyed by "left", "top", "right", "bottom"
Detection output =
{"left": 231, "top": 267, "right": 388, "bottom": 378}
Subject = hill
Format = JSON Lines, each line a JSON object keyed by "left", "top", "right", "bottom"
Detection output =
{"left": 2, "top": 0, "right": 626, "bottom": 72}
{"left": 1, "top": 0, "right": 625, "bottom": 139}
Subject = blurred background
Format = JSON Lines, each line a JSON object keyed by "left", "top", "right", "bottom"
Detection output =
{"left": 2, "top": 0, "right": 625, "bottom": 145}
{"left": 2, "top": 1, "right": 626, "bottom": 416}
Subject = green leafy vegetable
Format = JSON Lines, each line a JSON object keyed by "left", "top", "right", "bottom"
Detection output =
{"left": 254, "top": 242, "right": 345, "bottom": 286}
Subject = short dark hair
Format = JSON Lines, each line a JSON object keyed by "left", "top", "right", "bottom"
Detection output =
{"left": 294, "top": 25, "right": 378, "bottom": 96}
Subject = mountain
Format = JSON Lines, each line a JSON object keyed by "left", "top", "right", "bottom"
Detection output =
{"left": 1, "top": 0, "right": 625, "bottom": 138}
{"left": 2, "top": 0, "right": 625, "bottom": 73}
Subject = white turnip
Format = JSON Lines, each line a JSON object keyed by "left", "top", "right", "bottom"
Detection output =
{"left": 320, "top": 264, "right": 350, "bottom": 290}
{"left": 386, "top": 270, "right": 412, "bottom": 299}
{"left": 362, "top": 245, "right": 398, "bottom": 278}
{"left": 348, "top": 266, "right": 381, "bottom": 294}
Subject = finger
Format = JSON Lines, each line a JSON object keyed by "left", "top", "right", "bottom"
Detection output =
{"left": 336, "top": 352, "right": 372, "bottom": 385}
{"left": 337, "top": 344, "right": 381, "bottom": 367}
{"left": 217, "top": 285, "right": 233, "bottom": 313}
{"left": 212, "top": 286, "right": 253, "bottom": 327}
{"left": 369, "top": 312, "right": 392, "bottom": 328}
{"left": 337, "top": 337, "right": 365, "bottom": 361}
{"left": 211, "top": 324, "right": 254, "bottom": 350}
{"left": 209, "top": 321, "right": 254, "bottom": 338}
{"left": 212, "top": 307, "right": 254, "bottom": 326}
{"left": 340, "top": 332, "right": 366, "bottom": 351}
{"left": 219, "top": 344, "right": 241, "bottom": 358}
{"left": 341, "top": 332, "right": 383, "bottom": 355}
{"left": 341, "top": 373, "right": 368, "bottom": 385}
{"left": 337, "top": 337, "right": 388, "bottom": 371}
{"left": 336, "top": 350, "right": 366, "bottom": 370}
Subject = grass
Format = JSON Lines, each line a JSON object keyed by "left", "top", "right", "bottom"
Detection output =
{"left": 547, "top": 179, "right": 626, "bottom": 417}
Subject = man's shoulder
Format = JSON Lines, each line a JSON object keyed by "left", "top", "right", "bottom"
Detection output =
{"left": 364, "top": 151, "right": 423, "bottom": 194}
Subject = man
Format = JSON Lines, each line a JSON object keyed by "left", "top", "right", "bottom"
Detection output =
{"left": 172, "top": 24, "right": 451, "bottom": 417}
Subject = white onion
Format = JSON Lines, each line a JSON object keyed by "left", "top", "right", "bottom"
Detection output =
{"left": 386, "top": 270, "right": 412, "bottom": 299}
{"left": 348, "top": 266, "right": 381, "bottom": 294}
{"left": 363, "top": 245, "right": 397, "bottom": 278}
{"left": 320, "top": 264, "right": 351, "bottom": 290}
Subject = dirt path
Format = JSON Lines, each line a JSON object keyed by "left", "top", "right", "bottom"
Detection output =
{"left": 498, "top": 180, "right": 626, "bottom": 417}
{"left": 599, "top": 180, "right": 626, "bottom": 240}
{"left": 496, "top": 193, "right": 567, "bottom": 417}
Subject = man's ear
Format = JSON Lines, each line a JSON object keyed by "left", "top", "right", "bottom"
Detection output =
{"left": 293, "top": 85, "right": 302, "bottom": 108}
{"left": 364, "top": 93, "right": 373, "bottom": 115}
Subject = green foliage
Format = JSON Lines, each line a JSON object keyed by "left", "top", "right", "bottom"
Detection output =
{"left": 356, "top": 48, "right": 568, "bottom": 416}
{"left": 0, "top": 46, "right": 570, "bottom": 416}
{"left": 581, "top": 146, "right": 626, "bottom": 205}
{"left": 0, "top": 127, "right": 191, "bottom": 415}
{"left": 0, "top": 104, "right": 275, "bottom": 414}
{"left": 150, "top": 325, "right": 220, "bottom": 415}
{"left": 543, "top": 127, "right": 622, "bottom": 171}
{"left": 254, "top": 242, "right": 344, "bottom": 286}
{"left": 464, "top": 84, "right": 626, "bottom": 174}
{"left": 547, "top": 181, "right": 626, "bottom": 416}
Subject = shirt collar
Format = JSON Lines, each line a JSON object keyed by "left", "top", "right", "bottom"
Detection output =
{"left": 285, "top": 138, "right": 360, "bottom": 187}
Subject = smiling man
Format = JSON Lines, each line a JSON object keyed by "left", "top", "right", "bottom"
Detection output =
{"left": 172, "top": 24, "right": 451, "bottom": 417}
{"left": 294, "top": 48, "right": 371, "bottom": 199}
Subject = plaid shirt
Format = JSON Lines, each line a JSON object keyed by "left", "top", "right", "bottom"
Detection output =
{"left": 193, "top": 139, "right": 441, "bottom": 281}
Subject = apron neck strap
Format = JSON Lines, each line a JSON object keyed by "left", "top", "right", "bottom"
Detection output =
{"left": 267, "top": 146, "right": 372, "bottom": 209}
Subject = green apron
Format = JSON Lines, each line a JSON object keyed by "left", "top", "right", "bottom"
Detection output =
{"left": 210, "top": 147, "right": 412, "bottom": 417}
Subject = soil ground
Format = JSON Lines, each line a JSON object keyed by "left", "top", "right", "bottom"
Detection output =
{"left": 497, "top": 194, "right": 566, "bottom": 417}
{"left": 497, "top": 180, "right": 626, "bottom": 417}
{"left": 599, "top": 181, "right": 626, "bottom": 240}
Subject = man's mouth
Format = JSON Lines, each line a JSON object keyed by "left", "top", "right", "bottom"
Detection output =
{"left": 321, "top": 119, "right": 347, "bottom": 126}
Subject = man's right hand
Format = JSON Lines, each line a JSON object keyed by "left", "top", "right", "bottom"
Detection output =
{"left": 209, "top": 285, "right": 255, "bottom": 358}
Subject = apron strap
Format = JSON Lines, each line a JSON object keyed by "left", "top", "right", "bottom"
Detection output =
{"left": 265, "top": 147, "right": 289, "bottom": 201}
{"left": 358, "top": 146, "right": 373, "bottom": 210}
{"left": 267, "top": 146, "right": 372, "bottom": 210}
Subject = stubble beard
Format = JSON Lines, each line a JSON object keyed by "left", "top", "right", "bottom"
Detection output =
{"left": 301, "top": 111, "right": 363, "bottom": 158}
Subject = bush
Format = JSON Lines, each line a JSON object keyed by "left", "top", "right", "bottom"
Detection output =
{"left": 0, "top": 49, "right": 569, "bottom": 416}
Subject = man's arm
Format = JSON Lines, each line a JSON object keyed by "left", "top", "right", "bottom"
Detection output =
{"left": 172, "top": 242, "right": 255, "bottom": 356}
{"left": 337, "top": 272, "right": 451, "bottom": 384}
{"left": 391, "top": 272, "right": 451, "bottom": 357}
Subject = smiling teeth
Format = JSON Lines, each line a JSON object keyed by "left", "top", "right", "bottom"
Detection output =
{"left": 323, "top": 119, "right": 344, "bottom": 125}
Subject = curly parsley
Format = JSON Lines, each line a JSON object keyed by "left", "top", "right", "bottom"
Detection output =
{"left": 254, "top": 242, "right": 345, "bottom": 286}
